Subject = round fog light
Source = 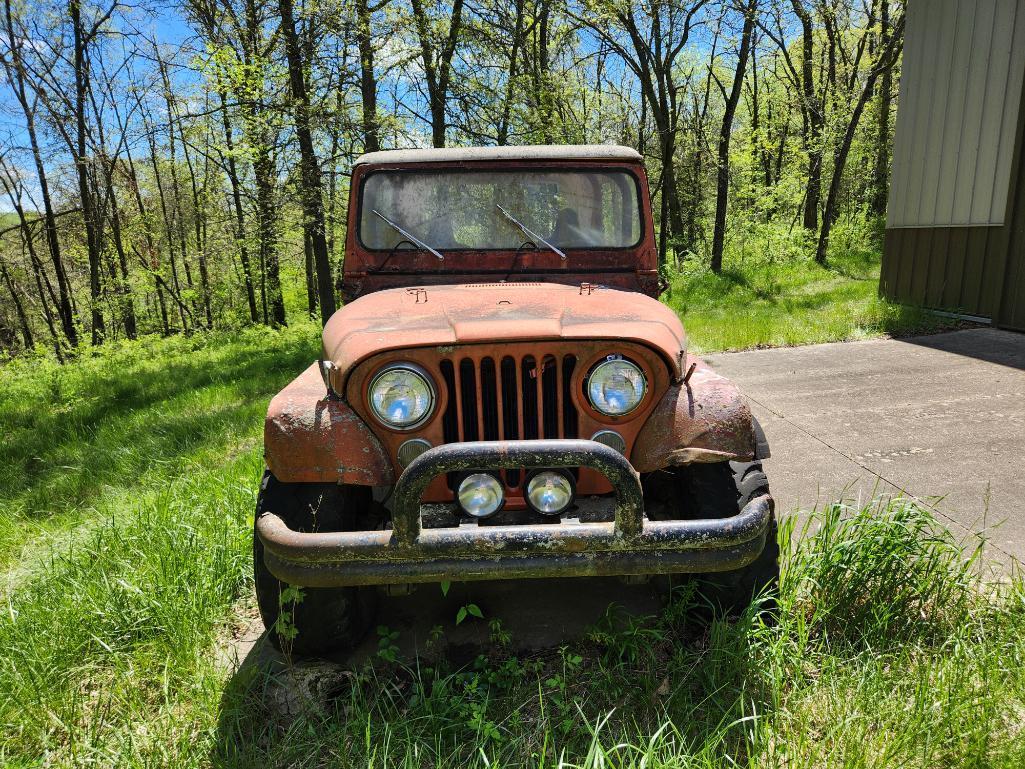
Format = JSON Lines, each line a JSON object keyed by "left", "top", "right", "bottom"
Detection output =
{"left": 526, "top": 471, "right": 575, "bottom": 516}
{"left": 397, "top": 438, "right": 432, "bottom": 468}
{"left": 591, "top": 429, "right": 626, "bottom": 455}
{"left": 457, "top": 473, "right": 504, "bottom": 518}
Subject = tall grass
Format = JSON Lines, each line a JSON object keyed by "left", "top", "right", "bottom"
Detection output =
{"left": 0, "top": 324, "right": 319, "bottom": 572}
{"left": 664, "top": 216, "right": 960, "bottom": 352}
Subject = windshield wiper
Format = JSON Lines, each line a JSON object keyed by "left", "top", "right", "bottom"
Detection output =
{"left": 496, "top": 205, "right": 566, "bottom": 260}
{"left": 372, "top": 210, "right": 444, "bottom": 261}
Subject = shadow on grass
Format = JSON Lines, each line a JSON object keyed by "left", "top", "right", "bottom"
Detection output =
{"left": 209, "top": 590, "right": 775, "bottom": 767}
{"left": 0, "top": 329, "right": 320, "bottom": 561}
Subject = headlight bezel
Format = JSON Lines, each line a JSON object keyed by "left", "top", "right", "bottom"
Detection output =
{"left": 367, "top": 362, "right": 437, "bottom": 431}
{"left": 584, "top": 354, "right": 648, "bottom": 417}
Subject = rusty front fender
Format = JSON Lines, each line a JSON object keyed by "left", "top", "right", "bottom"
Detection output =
{"left": 264, "top": 364, "right": 394, "bottom": 485}
{"left": 631, "top": 355, "right": 757, "bottom": 471}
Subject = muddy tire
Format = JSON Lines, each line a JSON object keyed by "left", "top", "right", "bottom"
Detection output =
{"left": 693, "top": 461, "right": 778, "bottom": 617}
{"left": 645, "top": 461, "right": 778, "bottom": 618}
{"left": 253, "top": 471, "right": 376, "bottom": 657}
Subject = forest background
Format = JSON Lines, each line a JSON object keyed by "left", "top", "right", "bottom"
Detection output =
{"left": 0, "top": 0, "right": 908, "bottom": 357}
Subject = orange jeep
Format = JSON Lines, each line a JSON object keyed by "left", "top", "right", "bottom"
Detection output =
{"left": 255, "top": 146, "right": 776, "bottom": 655}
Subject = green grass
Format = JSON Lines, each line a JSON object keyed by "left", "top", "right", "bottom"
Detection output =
{"left": 0, "top": 325, "right": 319, "bottom": 573}
{"left": 665, "top": 219, "right": 962, "bottom": 352}
{"left": 0, "top": 243, "right": 1012, "bottom": 767}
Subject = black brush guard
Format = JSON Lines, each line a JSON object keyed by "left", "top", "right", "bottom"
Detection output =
{"left": 256, "top": 439, "right": 773, "bottom": 586}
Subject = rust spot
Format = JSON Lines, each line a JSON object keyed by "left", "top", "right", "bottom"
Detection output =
{"left": 264, "top": 364, "right": 394, "bottom": 485}
{"left": 632, "top": 355, "right": 756, "bottom": 471}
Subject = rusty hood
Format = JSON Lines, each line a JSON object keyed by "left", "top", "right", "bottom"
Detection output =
{"left": 323, "top": 283, "right": 687, "bottom": 380}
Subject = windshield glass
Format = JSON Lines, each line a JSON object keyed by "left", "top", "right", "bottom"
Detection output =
{"left": 359, "top": 169, "right": 641, "bottom": 251}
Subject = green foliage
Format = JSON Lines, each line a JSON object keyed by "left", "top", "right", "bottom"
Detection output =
{"left": 455, "top": 602, "right": 484, "bottom": 625}
{"left": 0, "top": 323, "right": 319, "bottom": 568}
{"left": 663, "top": 217, "right": 959, "bottom": 352}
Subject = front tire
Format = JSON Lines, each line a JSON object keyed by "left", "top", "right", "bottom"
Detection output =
{"left": 253, "top": 471, "right": 376, "bottom": 657}
{"left": 646, "top": 461, "right": 779, "bottom": 617}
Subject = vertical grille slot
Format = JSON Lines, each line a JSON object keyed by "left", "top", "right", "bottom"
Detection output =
{"left": 501, "top": 356, "right": 521, "bottom": 487}
{"left": 541, "top": 355, "right": 559, "bottom": 438}
{"left": 440, "top": 359, "right": 459, "bottom": 444}
{"left": 459, "top": 358, "right": 479, "bottom": 441}
{"left": 500, "top": 356, "right": 519, "bottom": 440}
{"left": 521, "top": 356, "right": 539, "bottom": 440}
{"left": 480, "top": 357, "right": 499, "bottom": 440}
{"left": 562, "top": 355, "right": 578, "bottom": 438}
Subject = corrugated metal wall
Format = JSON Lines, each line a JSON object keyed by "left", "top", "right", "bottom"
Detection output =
{"left": 881, "top": 0, "right": 1025, "bottom": 329}
{"left": 888, "top": 0, "right": 1025, "bottom": 228}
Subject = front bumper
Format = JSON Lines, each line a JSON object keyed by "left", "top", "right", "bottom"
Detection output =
{"left": 256, "top": 439, "right": 773, "bottom": 587}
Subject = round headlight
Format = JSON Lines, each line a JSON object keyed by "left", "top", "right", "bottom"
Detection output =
{"left": 368, "top": 364, "right": 435, "bottom": 429}
{"left": 526, "top": 470, "right": 574, "bottom": 515}
{"left": 457, "top": 473, "right": 504, "bottom": 518}
{"left": 586, "top": 357, "right": 646, "bottom": 416}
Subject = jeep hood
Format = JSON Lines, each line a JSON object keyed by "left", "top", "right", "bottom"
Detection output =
{"left": 323, "top": 283, "right": 687, "bottom": 380}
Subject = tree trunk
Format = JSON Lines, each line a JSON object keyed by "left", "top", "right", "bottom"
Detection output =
{"left": 356, "top": 0, "right": 381, "bottom": 153}
{"left": 497, "top": 0, "right": 526, "bottom": 146}
{"left": 279, "top": 0, "right": 336, "bottom": 322}
{"left": 304, "top": 229, "right": 317, "bottom": 319}
{"left": 792, "top": 0, "right": 822, "bottom": 231}
{"left": 216, "top": 87, "right": 259, "bottom": 323}
{"left": 175, "top": 92, "right": 213, "bottom": 329}
{"left": 253, "top": 147, "right": 284, "bottom": 326}
{"left": 71, "top": 0, "right": 105, "bottom": 344}
{"left": 107, "top": 188, "right": 137, "bottom": 339}
{"left": 1, "top": 0, "right": 78, "bottom": 347}
{"left": 123, "top": 143, "right": 173, "bottom": 335}
{"left": 817, "top": 14, "right": 905, "bottom": 264}
{"left": 410, "top": 0, "right": 464, "bottom": 148}
{"left": 711, "top": 0, "right": 757, "bottom": 274}
{"left": 871, "top": 0, "right": 892, "bottom": 216}
{"left": 143, "top": 110, "right": 190, "bottom": 332}
{"left": 0, "top": 254, "right": 33, "bottom": 349}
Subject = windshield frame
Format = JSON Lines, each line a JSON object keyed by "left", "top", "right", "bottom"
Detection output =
{"left": 355, "top": 163, "right": 646, "bottom": 254}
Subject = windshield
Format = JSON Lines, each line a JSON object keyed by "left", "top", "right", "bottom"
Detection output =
{"left": 359, "top": 168, "right": 642, "bottom": 252}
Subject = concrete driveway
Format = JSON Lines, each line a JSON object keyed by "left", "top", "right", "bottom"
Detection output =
{"left": 706, "top": 328, "right": 1025, "bottom": 564}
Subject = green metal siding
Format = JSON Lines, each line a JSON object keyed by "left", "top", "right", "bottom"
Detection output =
{"left": 881, "top": 0, "right": 1025, "bottom": 329}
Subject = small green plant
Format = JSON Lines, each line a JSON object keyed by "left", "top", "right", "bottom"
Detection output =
{"left": 376, "top": 625, "right": 401, "bottom": 663}
{"left": 456, "top": 602, "right": 484, "bottom": 625}
{"left": 273, "top": 584, "right": 304, "bottom": 643}
{"left": 488, "top": 617, "right": 511, "bottom": 647}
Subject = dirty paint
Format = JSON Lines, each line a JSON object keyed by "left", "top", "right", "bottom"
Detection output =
{"left": 259, "top": 150, "right": 770, "bottom": 586}
{"left": 632, "top": 355, "right": 757, "bottom": 471}
{"left": 345, "top": 340, "right": 671, "bottom": 504}
{"left": 321, "top": 282, "right": 688, "bottom": 386}
{"left": 264, "top": 364, "right": 394, "bottom": 485}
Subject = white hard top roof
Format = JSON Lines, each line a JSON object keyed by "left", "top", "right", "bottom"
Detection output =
{"left": 354, "top": 144, "right": 643, "bottom": 166}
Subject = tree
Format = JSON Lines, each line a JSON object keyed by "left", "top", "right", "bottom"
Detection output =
{"left": 871, "top": 0, "right": 893, "bottom": 216}
{"left": 409, "top": 0, "right": 466, "bottom": 148}
{"left": 278, "top": 0, "right": 336, "bottom": 323}
{"left": 0, "top": 0, "right": 79, "bottom": 347}
{"left": 575, "top": 0, "right": 708, "bottom": 261}
{"left": 815, "top": 9, "right": 904, "bottom": 263}
{"left": 710, "top": 0, "right": 757, "bottom": 273}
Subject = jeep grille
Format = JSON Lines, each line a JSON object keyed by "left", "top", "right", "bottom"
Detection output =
{"left": 439, "top": 353, "right": 579, "bottom": 489}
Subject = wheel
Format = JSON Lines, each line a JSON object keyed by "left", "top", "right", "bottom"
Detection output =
{"left": 644, "top": 461, "right": 778, "bottom": 618}
{"left": 253, "top": 471, "right": 377, "bottom": 657}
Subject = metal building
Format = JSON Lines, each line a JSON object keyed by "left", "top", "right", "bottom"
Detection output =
{"left": 881, "top": 0, "right": 1025, "bottom": 331}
